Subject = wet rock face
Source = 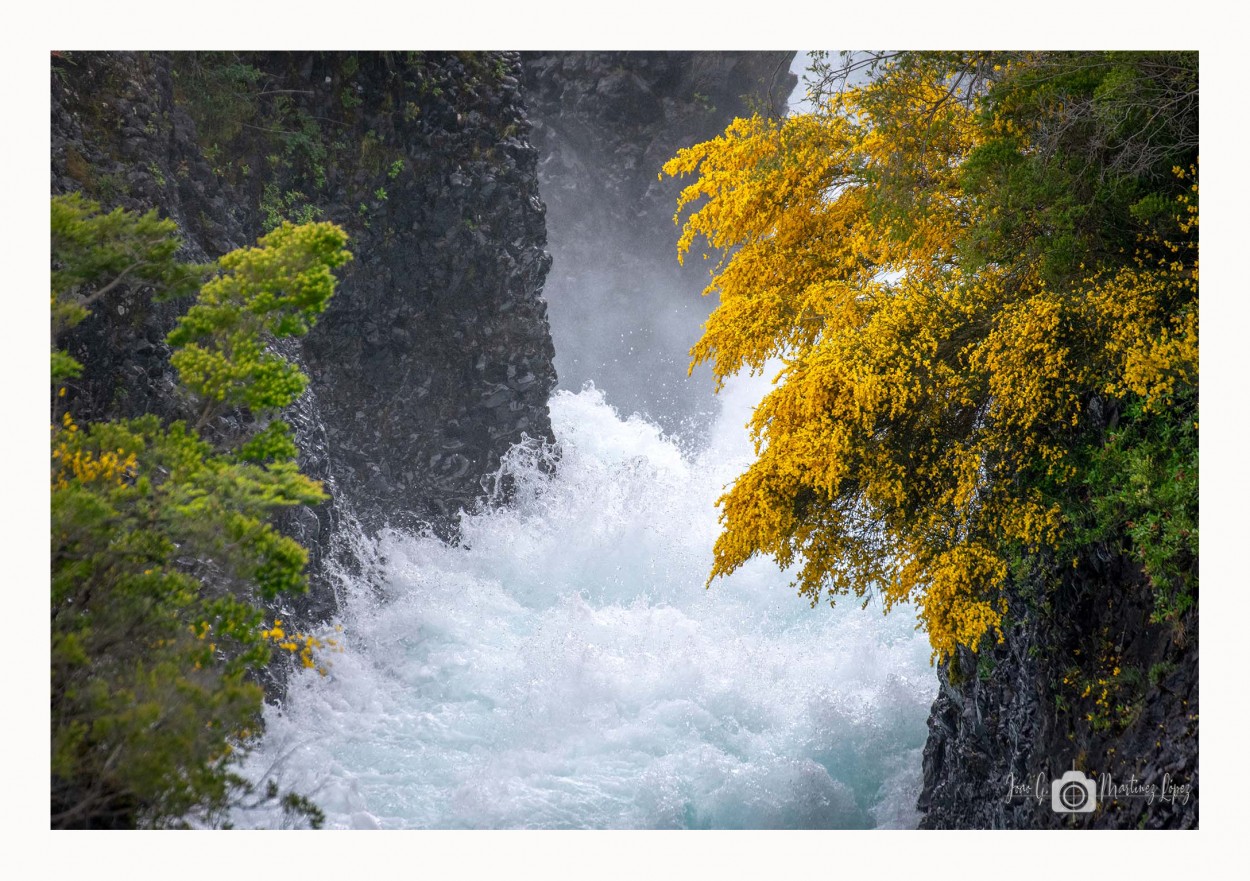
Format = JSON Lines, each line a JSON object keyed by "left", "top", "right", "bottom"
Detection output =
{"left": 917, "top": 549, "right": 1198, "bottom": 829}
{"left": 271, "top": 52, "right": 558, "bottom": 536}
{"left": 521, "top": 52, "right": 797, "bottom": 433}
{"left": 51, "top": 51, "right": 558, "bottom": 617}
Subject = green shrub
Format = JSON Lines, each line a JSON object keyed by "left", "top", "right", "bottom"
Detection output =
{"left": 51, "top": 194, "right": 351, "bottom": 828}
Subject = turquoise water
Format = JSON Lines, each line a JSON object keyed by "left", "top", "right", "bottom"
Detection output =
{"left": 236, "top": 376, "right": 934, "bottom": 829}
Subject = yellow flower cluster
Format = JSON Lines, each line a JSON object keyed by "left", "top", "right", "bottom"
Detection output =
{"left": 52, "top": 412, "right": 138, "bottom": 491}
{"left": 1063, "top": 650, "right": 1136, "bottom": 731}
{"left": 1086, "top": 173, "right": 1198, "bottom": 414}
{"left": 260, "top": 620, "right": 343, "bottom": 676}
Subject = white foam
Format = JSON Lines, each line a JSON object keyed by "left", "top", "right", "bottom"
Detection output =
{"left": 235, "top": 378, "right": 934, "bottom": 828}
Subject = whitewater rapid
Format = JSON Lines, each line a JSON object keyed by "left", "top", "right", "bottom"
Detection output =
{"left": 236, "top": 374, "right": 935, "bottom": 829}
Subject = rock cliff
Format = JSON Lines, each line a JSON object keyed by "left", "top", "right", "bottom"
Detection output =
{"left": 918, "top": 546, "right": 1198, "bottom": 828}
{"left": 52, "top": 51, "right": 558, "bottom": 622}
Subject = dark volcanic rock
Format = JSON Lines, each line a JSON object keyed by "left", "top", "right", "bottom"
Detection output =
{"left": 51, "top": 51, "right": 558, "bottom": 629}
{"left": 917, "top": 547, "right": 1198, "bottom": 829}
{"left": 258, "top": 52, "right": 559, "bottom": 538}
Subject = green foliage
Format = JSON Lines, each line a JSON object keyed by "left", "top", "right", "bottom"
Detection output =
{"left": 173, "top": 53, "right": 420, "bottom": 228}
{"left": 275, "top": 103, "right": 331, "bottom": 190}
{"left": 1066, "top": 395, "right": 1199, "bottom": 622}
{"left": 51, "top": 197, "right": 351, "bottom": 828}
{"left": 1148, "top": 661, "right": 1176, "bottom": 686}
{"left": 236, "top": 420, "right": 300, "bottom": 463}
{"left": 170, "top": 54, "right": 266, "bottom": 150}
{"left": 172, "top": 53, "right": 331, "bottom": 200}
{"left": 259, "top": 183, "right": 324, "bottom": 232}
{"left": 960, "top": 52, "right": 1197, "bottom": 288}
{"left": 977, "top": 651, "right": 996, "bottom": 682}
{"left": 1061, "top": 656, "right": 1141, "bottom": 735}
{"left": 50, "top": 192, "right": 206, "bottom": 382}
{"left": 51, "top": 192, "right": 206, "bottom": 338}
{"left": 51, "top": 414, "right": 298, "bottom": 826}
{"left": 167, "top": 220, "right": 351, "bottom": 428}
{"left": 51, "top": 349, "right": 84, "bottom": 382}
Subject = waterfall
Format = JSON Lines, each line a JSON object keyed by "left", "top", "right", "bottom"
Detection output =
{"left": 232, "top": 53, "right": 935, "bottom": 830}
{"left": 235, "top": 369, "right": 934, "bottom": 829}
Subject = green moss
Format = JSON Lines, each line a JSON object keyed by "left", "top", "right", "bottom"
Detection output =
{"left": 64, "top": 146, "right": 94, "bottom": 189}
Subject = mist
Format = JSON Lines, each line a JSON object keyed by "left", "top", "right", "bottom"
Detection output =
{"left": 523, "top": 51, "right": 805, "bottom": 443}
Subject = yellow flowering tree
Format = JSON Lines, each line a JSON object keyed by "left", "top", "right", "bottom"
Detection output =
{"left": 664, "top": 52, "right": 1197, "bottom": 659}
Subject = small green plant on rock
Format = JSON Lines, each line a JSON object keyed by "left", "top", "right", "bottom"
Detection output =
{"left": 259, "top": 183, "right": 324, "bottom": 232}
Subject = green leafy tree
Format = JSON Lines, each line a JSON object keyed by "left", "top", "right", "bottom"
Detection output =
{"left": 51, "top": 194, "right": 351, "bottom": 828}
{"left": 50, "top": 192, "right": 207, "bottom": 380}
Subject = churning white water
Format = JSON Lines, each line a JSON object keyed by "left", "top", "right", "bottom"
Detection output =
{"left": 236, "top": 372, "right": 935, "bottom": 829}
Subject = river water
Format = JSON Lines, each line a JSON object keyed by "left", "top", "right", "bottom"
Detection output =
{"left": 236, "top": 369, "right": 935, "bottom": 829}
